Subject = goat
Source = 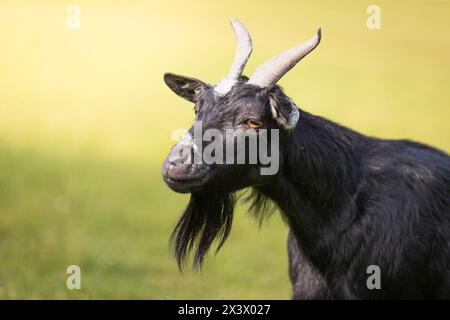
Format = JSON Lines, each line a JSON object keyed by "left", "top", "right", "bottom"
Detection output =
{"left": 161, "top": 19, "right": 450, "bottom": 299}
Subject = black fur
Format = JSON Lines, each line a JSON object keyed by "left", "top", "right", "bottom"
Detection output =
{"left": 171, "top": 191, "right": 235, "bottom": 269}
{"left": 261, "top": 109, "right": 450, "bottom": 299}
{"left": 163, "top": 76, "right": 450, "bottom": 299}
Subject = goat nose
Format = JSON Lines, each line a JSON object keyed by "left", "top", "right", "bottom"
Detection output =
{"left": 162, "top": 151, "right": 191, "bottom": 176}
{"left": 162, "top": 155, "right": 185, "bottom": 177}
{"left": 169, "top": 146, "right": 192, "bottom": 166}
{"left": 169, "top": 154, "right": 188, "bottom": 166}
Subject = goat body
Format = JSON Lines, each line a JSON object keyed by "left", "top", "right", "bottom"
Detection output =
{"left": 263, "top": 110, "right": 450, "bottom": 299}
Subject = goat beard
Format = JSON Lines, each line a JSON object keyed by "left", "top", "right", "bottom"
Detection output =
{"left": 170, "top": 187, "right": 276, "bottom": 269}
{"left": 171, "top": 190, "right": 236, "bottom": 269}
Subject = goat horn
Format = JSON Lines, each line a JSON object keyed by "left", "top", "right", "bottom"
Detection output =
{"left": 226, "top": 18, "right": 253, "bottom": 80}
{"left": 248, "top": 28, "right": 321, "bottom": 88}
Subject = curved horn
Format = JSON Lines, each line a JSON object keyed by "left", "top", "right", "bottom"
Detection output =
{"left": 227, "top": 18, "right": 253, "bottom": 80}
{"left": 248, "top": 28, "right": 321, "bottom": 88}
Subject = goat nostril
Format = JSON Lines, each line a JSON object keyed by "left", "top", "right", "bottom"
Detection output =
{"left": 168, "top": 158, "right": 178, "bottom": 166}
{"left": 169, "top": 155, "right": 186, "bottom": 166}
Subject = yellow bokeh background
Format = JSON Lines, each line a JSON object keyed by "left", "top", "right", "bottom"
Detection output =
{"left": 0, "top": 0, "right": 449, "bottom": 298}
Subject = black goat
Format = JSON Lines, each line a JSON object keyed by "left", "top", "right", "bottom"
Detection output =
{"left": 161, "top": 19, "right": 450, "bottom": 299}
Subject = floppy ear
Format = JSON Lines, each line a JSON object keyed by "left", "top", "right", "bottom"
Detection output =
{"left": 268, "top": 93, "right": 300, "bottom": 130}
{"left": 164, "top": 73, "right": 208, "bottom": 103}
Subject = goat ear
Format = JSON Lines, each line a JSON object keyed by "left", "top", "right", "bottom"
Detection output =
{"left": 164, "top": 73, "right": 208, "bottom": 103}
{"left": 268, "top": 93, "right": 300, "bottom": 130}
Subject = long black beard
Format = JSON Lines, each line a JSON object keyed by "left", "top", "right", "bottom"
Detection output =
{"left": 171, "top": 188, "right": 277, "bottom": 269}
{"left": 171, "top": 191, "right": 236, "bottom": 269}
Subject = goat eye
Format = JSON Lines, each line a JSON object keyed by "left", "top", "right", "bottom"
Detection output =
{"left": 245, "top": 119, "right": 263, "bottom": 128}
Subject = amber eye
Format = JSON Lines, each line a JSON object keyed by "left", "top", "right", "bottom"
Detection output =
{"left": 245, "top": 119, "right": 263, "bottom": 128}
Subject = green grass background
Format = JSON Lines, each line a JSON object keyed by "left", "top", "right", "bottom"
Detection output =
{"left": 0, "top": 0, "right": 449, "bottom": 298}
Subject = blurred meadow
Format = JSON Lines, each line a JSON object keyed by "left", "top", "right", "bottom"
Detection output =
{"left": 0, "top": 0, "right": 449, "bottom": 299}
